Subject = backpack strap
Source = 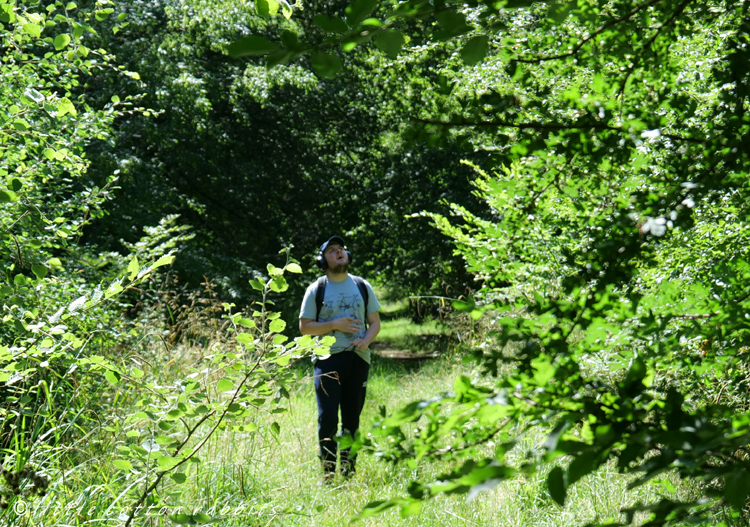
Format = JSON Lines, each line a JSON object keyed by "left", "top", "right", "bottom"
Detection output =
{"left": 315, "top": 276, "right": 327, "bottom": 322}
{"left": 352, "top": 275, "right": 369, "bottom": 329}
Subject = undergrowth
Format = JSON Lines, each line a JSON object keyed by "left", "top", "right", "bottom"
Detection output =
{"left": 0, "top": 283, "right": 704, "bottom": 527}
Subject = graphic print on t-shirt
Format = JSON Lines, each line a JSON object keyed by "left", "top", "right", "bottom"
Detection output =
{"left": 321, "top": 293, "right": 363, "bottom": 321}
{"left": 319, "top": 292, "right": 365, "bottom": 346}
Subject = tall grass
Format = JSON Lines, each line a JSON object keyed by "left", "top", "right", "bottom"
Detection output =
{"left": 2, "top": 291, "right": 704, "bottom": 527}
{"left": 4, "top": 344, "right": 699, "bottom": 527}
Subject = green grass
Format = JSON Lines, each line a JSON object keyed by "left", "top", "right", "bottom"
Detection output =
{"left": 377, "top": 318, "right": 448, "bottom": 342}
{"left": 9, "top": 349, "right": 701, "bottom": 527}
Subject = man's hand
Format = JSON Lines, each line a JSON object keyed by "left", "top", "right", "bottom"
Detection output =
{"left": 333, "top": 317, "right": 363, "bottom": 334}
{"left": 350, "top": 337, "right": 369, "bottom": 350}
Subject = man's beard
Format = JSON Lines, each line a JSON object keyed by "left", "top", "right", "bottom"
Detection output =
{"left": 329, "top": 262, "right": 349, "bottom": 274}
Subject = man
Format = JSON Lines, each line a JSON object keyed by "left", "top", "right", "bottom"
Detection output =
{"left": 299, "top": 236, "right": 381, "bottom": 481}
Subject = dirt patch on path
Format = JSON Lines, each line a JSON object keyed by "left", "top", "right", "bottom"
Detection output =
{"left": 371, "top": 341, "right": 440, "bottom": 361}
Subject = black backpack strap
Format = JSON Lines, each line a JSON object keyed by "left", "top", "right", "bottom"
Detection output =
{"left": 315, "top": 276, "right": 327, "bottom": 322}
{"left": 352, "top": 276, "right": 369, "bottom": 328}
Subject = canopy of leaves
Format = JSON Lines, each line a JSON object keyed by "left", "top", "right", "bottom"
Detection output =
{"left": 80, "top": 0, "right": 491, "bottom": 311}
{"left": 229, "top": 0, "right": 750, "bottom": 524}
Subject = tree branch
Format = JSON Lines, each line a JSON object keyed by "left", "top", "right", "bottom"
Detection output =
{"left": 412, "top": 117, "right": 706, "bottom": 143}
{"left": 617, "top": 0, "right": 695, "bottom": 97}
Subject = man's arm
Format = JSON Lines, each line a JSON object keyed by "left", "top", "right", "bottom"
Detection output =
{"left": 299, "top": 317, "right": 363, "bottom": 336}
{"left": 351, "top": 311, "right": 381, "bottom": 350}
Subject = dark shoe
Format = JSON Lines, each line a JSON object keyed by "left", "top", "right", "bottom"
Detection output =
{"left": 318, "top": 471, "right": 335, "bottom": 486}
{"left": 320, "top": 460, "right": 336, "bottom": 484}
{"left": 340, "top": 458, "right": 356, "bottom": 478}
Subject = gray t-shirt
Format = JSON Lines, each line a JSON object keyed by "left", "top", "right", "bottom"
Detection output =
{"left": 299, "top": 275, "right": 380, "bottom": 363}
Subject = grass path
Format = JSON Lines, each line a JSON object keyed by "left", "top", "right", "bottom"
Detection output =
{"left": 11, "top": 313, "right": 696, "bottom": 527}
{"left": 161, "top": 342, "right": 693, "bottom": 527}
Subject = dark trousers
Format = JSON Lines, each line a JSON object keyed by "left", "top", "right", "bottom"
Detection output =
{"left": 313, "top": 351, "right": 370, "bottom": 469}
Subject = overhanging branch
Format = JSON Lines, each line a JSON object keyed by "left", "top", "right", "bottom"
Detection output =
{"left": 413, "top": 117, "right": 707, "bottom": 143}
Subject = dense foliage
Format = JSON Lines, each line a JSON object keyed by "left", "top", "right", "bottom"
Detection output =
{"left": 80, "top": 0, "right": 489, "bottom": 309}
{"left": 4, "top": 0, "right": 750, "bottom": 524}
{"left": 233, "top": 0, "right": 750, "bottom": 524}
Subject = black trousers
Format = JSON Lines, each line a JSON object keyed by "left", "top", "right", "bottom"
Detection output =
{"left": 313, "top": 351, "right": 370, "bottom": 467}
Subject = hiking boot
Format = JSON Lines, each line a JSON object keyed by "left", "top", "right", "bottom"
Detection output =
{"left": 319, "top": 460, "right": 336, "bottom": 485}
{"left": 340, "top": 457, "right": 356, "bottom": 478}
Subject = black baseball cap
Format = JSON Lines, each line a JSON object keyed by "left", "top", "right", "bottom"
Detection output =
{"left": 319, "top": 236, "right": 346, "bottom": 253}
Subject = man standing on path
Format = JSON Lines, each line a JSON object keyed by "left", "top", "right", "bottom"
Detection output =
{"left": 299, "top": 236, "right": 381, "bottom": 481}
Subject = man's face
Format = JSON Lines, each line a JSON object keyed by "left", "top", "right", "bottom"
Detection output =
{"left": 324, "top": 244, "right": 348, "bottom": 271}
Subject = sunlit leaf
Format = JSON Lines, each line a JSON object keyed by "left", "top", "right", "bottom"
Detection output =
{"left": 255, "top": 0, "right": 279, "bottom": 19}
{"left": 54, "top": 34, "right": 71, "bottom": 50}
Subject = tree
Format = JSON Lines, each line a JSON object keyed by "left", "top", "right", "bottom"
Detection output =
{"left": 80, "top": 0, "right": 489, "bottom": 313}
{"left": 233, "top": 0, "right": 750, "bottom": 524}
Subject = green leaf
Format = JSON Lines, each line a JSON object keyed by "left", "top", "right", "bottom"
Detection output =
{"left": 23, "top": 23, "right": 42, "bottom": 38}
{"left": 311, "top": 52, "right": 343, "bottom": 78}
{"left": 127, "top": 256, "right": 139, "bottom": 281}
{"left": 284, "top": 263, "right": 302, "bottom": 274}
{"left": 547, "top": 466, "right": 566, "bottom": 506}
{"left": 31, "top": 265, "right": 48, "bottom": 279}
{"left": 105, "top": 280, "right": 124, "bottom": 299}
{"left": 374, "top": 30, "right": 404, "bottom": 58}
{"left": 266, "top": 263, "right": 283, "bottom": 276}
{"left": 217, "top": 378, "right": 234, "bottom": 392}
{"left": 314, "top": 14, "right": 348, "bottom": 34}
{"left": 112, "top": 459, "right": 132, "bottom": 471}
{"left": 0, "top": 190, "right": 18, "bottom": 203}
{"left": 281, "top": 30, "right": 309, "bottom": 52}
{"left": 249, "top": 279, "right": 264, "bottom": 291}
{"left": 265, "top": 50, "right": 295, "bottom": 69}
{"left": 505, "top": 0, "right": 537, "bottom": 6}
{"left": 24, "top": 88, "right": 44, "bottom": 103}
{"left": 170, "top": 514, "right": 191, "bottom": 525}
{"left": 152, "top": 254, "right": 175, "bottom": 269}
{"left": 54, "top": 34, "right": 71, "bottom": 50}
{"left": 269, "top": 275, "right": 288, "bottom": 292}
{"left": 255, "top": 0, "right": 279, "bottom": 19}
{"left": 95, "top": 9, "right": 113, "bottom": 21}
{"left": 10, "top": 178, "right": 22, "bottom": 192}
{"left": 105, "top": 370, "right": 120, "bottom": 385}
{"left": 724, "top": 471, "right": 750, "bottom": 509}
{"left": 461, "top": 36, "right": 489, "bottom": 65}
{"left": 269, "top": 318, "right": 286, "bottom": 333}
{"left": 434, "top": 10, "right": 470, "bottom": 40}
{"left": 592, "top": 73, "right": 606, "bottom": 93}
{"left": 57, "top": 97, "right": 77, "bottom": 117}
{"left": 13, "top": 119, "right": 30, "bottom": 131}
{"left": 171, "top": 472, "right": 187, "bottom": 484}
{"left": 276, "top": 354, "right": 291, "bottom": 366}
{"left": 399, "top": 500, "right": 422, "bottom": 517}
{"left": 547, "top": 1, "right": 573, "bottom": 23}
{"left": 227, "top": 35, "right": 281, "bottom": 58}
{"left": 346, "top": 0, "right": 377, "bottom": 27}
{"left": 237, "top": 317, "right": 256, "bottom": 329}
